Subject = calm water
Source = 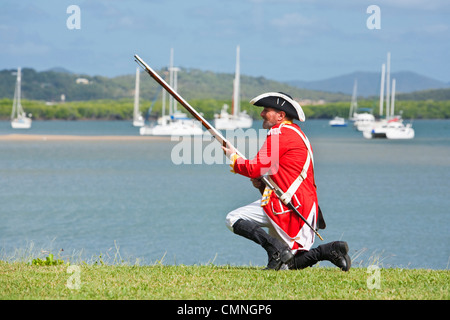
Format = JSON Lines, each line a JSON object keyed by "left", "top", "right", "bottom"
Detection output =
{"left": 0, "top": 119, "right": 449, "bottom": 269}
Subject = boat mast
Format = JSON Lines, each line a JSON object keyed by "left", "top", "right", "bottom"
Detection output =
{"left": 379, "top": 63, "right": 385, "bottom": 117}
{"left": 232, "top": 45, "right": 240, "bottom": 117}
{"left": 385, "top": 52, "right": 391, "bottom": 120}
{"left": 11, "top": 67, "right": 22, "bottom": 120}
{"left": 349, "top": 79, "right": 358, "bottom": 119}
{"left": 168, "top": 48, "right": 180, "bottom": 115}
{"left": 390, "top": 78, "right": 396, "bottom": 117}
{"left": 161, "top": 72, "right": 166, "bottom": 123}
{"left": 169, "top": 48, "right": 174, "bottom": 116}
{"left": 133, "top": 67, "right": 140, "bottom": 120}
{"left": 173, "top": 66, "right": 180, "bottom": 114}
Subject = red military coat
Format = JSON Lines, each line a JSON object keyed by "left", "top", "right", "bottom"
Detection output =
{"left": 231, "top": 121, "right": 318, "bottom": 251}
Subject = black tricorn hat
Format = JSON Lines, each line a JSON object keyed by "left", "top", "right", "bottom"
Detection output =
{"left": 250, "top": 92, "right": 305, "bottom": 122}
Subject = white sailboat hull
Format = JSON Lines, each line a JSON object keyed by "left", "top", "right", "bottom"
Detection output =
{"left": 362, "top": 130, "right": 373, "bottom": 139}
{"left": 355, "top": 120, "right": 375, "bottom": 132}
{"left": 353, "top": 113, "right": 375, "bottom": 132}
{"left": 362, "top": 119, "right": 388, "bottom": 139}
{"left": 329, "top": 116, "right": 347, "bottom": 127}
{"left": 11, "top": 117, "right": 32, "bottom": 129}
{"left": 133, "top": 116, "right": 145, "bottom": 127}
{"left": 140, "top": 120, "right": 203, "bottom": 136}
{"left": 386, "top": 124, "right": 415, "bottom": 139}
{"left": 363, "top": 120, "right": 414, "bottom": 140}
{"left": 214, "top": 113, "right": 253, "bottom": 130}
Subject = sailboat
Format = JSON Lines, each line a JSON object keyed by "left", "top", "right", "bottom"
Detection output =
{"left": 348, "top": 79, "right": 358, "bottom": 121}
{"left": 214, "top": 46, "right": 253, "bottom": 130}
{"left": 329, "top": 116, "right": 347, "bottom": 127}
{"left": 385, "top": 79, "right": 415, "bottom": 139}
{"left": 11, "top": 67, "right": 32, "bottom": 129}
{"left": 330, "top": 80, "right": 358, "bottom": 127}
{"left": 132, "top": 67, "right": 145, "bottom": 127}
{"left": 363, "top": 61, "right": 389, "bottom": 138}
{"left": 351, "top": 80, "right": 376, "bottom": 132}
{"left": 364, "top": 53, "right": 395, "bottom": 138}
{"left": 363, "top": 52, "right": 414, "bottom": 139}
{"left": 385, "top": 123, "right": 415, "bottom": 139}
{"left": 140, "top": 49, "right": 203, "bottom": 136}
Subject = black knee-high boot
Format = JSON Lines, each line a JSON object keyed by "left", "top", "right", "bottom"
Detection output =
{"left": 289, "top": 241, "right": 351, "bottom": 271}
{"left": 232, "top": 219, "right": 293, "bottom": 270}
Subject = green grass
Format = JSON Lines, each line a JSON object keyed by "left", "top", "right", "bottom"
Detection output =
{"left": 1, "top": 261, "right": 448, "bottom": 300}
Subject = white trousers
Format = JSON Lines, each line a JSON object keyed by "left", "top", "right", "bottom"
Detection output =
{"left": 226, "top": 199, "right": 317, "bottom": 252}
{"left": 225, "top": 200, "right": 280, "bottom": 239}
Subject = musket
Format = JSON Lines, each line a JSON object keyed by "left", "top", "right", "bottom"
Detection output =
{"left": 134, "top": 54, "right": 323, "bottom": 241}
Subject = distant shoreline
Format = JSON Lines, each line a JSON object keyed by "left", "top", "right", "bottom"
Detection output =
{"left": 0, "top": 134, "right": 172, "bottom": 141}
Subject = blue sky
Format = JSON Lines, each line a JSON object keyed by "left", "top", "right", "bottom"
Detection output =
{"left": 1, "top": 0, "right": 449, "bottom": 82}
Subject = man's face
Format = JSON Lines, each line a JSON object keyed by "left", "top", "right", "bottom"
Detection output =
{"left": 260, "top": 107, "right": 284, "bottom": 129}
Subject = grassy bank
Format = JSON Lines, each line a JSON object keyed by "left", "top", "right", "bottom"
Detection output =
{"left": 0, "top": 261, "right": 448, "bottom": 300}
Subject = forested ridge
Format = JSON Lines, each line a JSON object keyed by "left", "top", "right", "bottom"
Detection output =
{"left": 1, "top": 67, "right": 449, "bottom": 120}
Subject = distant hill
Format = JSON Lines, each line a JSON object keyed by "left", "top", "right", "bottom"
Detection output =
{"left": 0, "top": 67, "right": 349, "bottom": 103}
{"left": 2, "top": 67, "right": 448, "bottom": 105}
{"left": 287, "top": 71, "right": 450, "bottom": 97}
{"left": 46, "top": 67, "right": 73, "bottom": 74}
{"left": 396, "top": 87, "right": 450, "bottom": 101}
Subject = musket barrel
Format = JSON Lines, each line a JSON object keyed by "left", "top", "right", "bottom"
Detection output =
{"left": 134, "top": 54, "right": 243, "bottom": 157}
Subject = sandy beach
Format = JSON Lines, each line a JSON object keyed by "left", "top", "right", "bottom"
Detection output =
{"left": 0, "top": 134, "right": 172, "bottom": 141}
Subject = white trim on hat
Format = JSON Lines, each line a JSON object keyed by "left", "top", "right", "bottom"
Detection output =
{"left": 250, "top": 92, "right": 305, "bottom": 122}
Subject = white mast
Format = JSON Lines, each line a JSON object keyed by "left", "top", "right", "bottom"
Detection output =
{"left": 11, "top": 67, "right": 22, "bottom": 120}
{"left": 133, "top": 67, "right": 140, "bottom": 118}
{"left": 161, "top": 72, "right": 166, "bottom": 124}
{"left": 11, "top": 67, "right": 32, "bottom": 129}
{"left": 232, "top": 45, "right": 240, "bottom": 117}
{"left": 11, "top": 67, "right": 24, "bottom": 119}
{"left": 168, "top": 48, "right": 180, "bottom": 115}
{"left": 385, "top": 52, "right": 391, "bottom": 120}
{"left": 173, "top": 67, "right": 180, "bottom": 114}
{"left": 379, "top": 63, "right": 385, "bottom": 117}
{"left": 169, "top": 48, "right": 174, "bottom": 116}
{"left": 349, "top": 79, "right": 358, "bottom": 119}
{"left": 390, "top": 78, "right": 396, "bottom": 118}
{"left": 132, "top": 67, "right": 146, "bottom": 126}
